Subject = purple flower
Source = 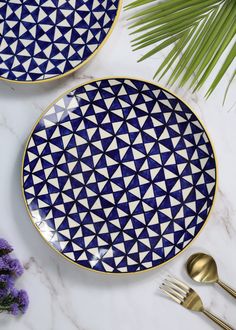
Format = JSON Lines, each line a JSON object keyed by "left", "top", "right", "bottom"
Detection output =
{"left": 0, "top": 255, "right": 24, "bottom": 278}
{"left": 0, "top": 239, "right": 13, "bottom": 256}
{"left": 0, "top": 255, "right": 10, "bottom": 271}
{"left": 10, "top": 287, "right": 19, "bottom": 299}
{"left": 16, "top": 290, "right": 29, "bottom": 314}
{"left": 0, "top": 274, "right": 14, "bottom": 290}
{"left": 7, "top": 258, "right": 24, "bottom": 277}
{"left": 9, "top": 303, "right": 19, "bottom": 316}
{"left": 0, "top": 289, "right": 29, "bottom": 315}
{"left": 0, "top": 238, "right": 29, "bottom": 316}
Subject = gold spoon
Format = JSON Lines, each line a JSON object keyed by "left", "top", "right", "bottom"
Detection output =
{"left": 186, "top": 253, "right": 236, "bottom": 299}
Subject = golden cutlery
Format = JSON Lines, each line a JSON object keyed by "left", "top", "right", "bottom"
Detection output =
{"left": 160, "top": 276, "right": 234, "bottom": 330}
{"left": 186, "top": 253, "right": 236, "bottom": 299}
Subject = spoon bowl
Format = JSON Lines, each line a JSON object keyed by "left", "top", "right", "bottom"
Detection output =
{"left": 186, "top": 252, "right": 236, "bottom": 299}
{"left": 187, "top": 253, "right": 219, "bottom": 284}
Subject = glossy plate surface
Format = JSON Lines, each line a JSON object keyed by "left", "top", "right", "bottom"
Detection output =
{"left": 0, "top": 0, "right": 120, "bottom": 82}
{"left": 22, "top": 78, "right": 217, "bottom": 273}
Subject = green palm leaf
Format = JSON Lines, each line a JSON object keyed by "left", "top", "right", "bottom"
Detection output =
{"left": 127, "top": 0, "right": 236, "bottom": 99}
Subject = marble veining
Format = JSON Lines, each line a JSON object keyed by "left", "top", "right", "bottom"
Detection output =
{"left": 0, "top": 4, "right": 236, "bottom": 330}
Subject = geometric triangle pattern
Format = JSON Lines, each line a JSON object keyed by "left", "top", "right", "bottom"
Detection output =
{"left": 0, "top": 0, "right": 120, "bottom": 82}
{"left": 22, "top": 78, "right": 217, "bottom": 273}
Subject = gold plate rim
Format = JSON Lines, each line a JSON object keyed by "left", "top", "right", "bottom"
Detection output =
{"left": 0, "top": 0, "right": 123, "bottom": 85}
{"left": 21, "top": 76, "right": 218, "bottom": 275}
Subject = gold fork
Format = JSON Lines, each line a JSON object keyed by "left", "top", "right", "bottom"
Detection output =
{"left": 160, "top": 276, "right": 234, "bottom": 330}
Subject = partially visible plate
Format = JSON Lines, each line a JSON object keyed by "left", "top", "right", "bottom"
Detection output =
{"left": 0, "top": 1, "right": 121, "bottom": 83}
{"left": 22, "top": 78, "right": 217, "bottom": 273}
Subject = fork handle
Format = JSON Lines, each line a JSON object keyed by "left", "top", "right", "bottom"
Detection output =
{"left": 218, "top": 280, "right": 236, "bottom": 299}
{"left": 203, "top": 309, "right": 234, "bottom": 330}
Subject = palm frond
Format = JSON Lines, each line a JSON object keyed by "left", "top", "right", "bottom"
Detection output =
{"left": 127, "top": 0, "right": 236, "bottom": 99}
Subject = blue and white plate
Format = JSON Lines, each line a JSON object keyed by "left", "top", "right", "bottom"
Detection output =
{"left": 0, "top": 1, "right": 120, "bottom": 82}
{"left": 22, "top": 78, "right": 217, "bottom": 273}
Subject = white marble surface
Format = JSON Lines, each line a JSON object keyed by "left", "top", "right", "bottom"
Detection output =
{"left": 1, "top": 5, "right": 236, "bottom": 330}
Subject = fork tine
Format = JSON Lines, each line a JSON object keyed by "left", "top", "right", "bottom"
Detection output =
{"left": 164, "top": 278, "right": 188, "bottom": 296}
{"left": 160, "top": 285, "right": 182, "bottom": 304}
{"left": 167, "top": 276, "right": 190, "bottom": 292}
{"left": 161, "top": 283, "right": 185, "bottom": 301}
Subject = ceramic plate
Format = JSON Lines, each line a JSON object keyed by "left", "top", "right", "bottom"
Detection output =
{"left": 22, "top": 78, "right": 217, "bottom": 273}
{"left": 0, "top": 1, "right": 120, "bottom": 83}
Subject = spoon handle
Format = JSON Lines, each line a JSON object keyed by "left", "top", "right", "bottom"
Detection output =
{"left": 218, "top": 280, "right": 236, "bottom": 299}
{"left": 203, "top": 310, "right": 234, "bottom": 330}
